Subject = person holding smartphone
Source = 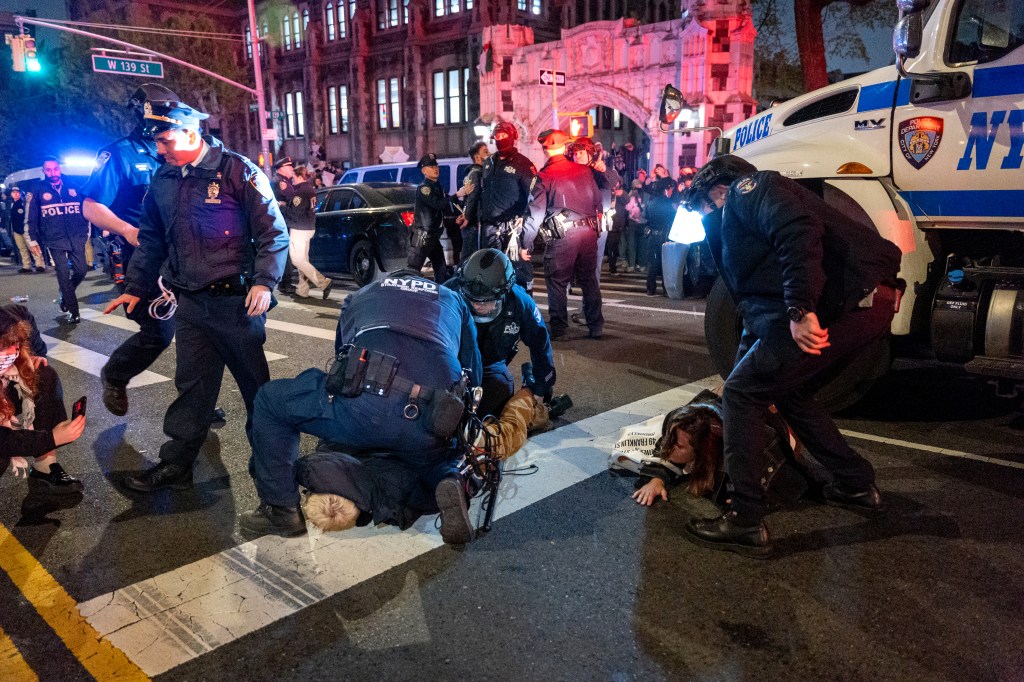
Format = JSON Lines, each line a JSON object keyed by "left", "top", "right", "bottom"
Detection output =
{"left": 1, "top": 305, "right": 86, "bottom": 493}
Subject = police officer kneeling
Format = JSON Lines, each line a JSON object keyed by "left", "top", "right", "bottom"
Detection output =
{"left": 240, "top": 270, "right": 482, "bottom": 544}
{"left": 682, "top": 155, "right": 903, "bottom": 558}
{"left": 444, "top": 248, "right": 558, "bottom": 418}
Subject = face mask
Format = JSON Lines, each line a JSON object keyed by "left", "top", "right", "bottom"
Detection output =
{"left": 0, "top": 351, "right": 18, "bottom": 374}
{"left": 494, "top": 135, "right": 515, "bottom": 153}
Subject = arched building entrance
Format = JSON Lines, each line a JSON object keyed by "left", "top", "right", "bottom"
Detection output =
{"left": 477, "top": 1, "right": 756, "bottom": 175}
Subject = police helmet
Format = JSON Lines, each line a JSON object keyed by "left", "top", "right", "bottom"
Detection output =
{"left": 492, "top": 121, "right": 519, "bottom": 151}
{"left": 685, "top": 155, "right": 758, "bottom": 212}
{"left": 127, "top": 83, "right": 181, "bottom": 121}
{"left": 567, "top": 137, "right": 597, "bottom": 162}
{"left": 458, "top": 249, "right": 516, "bottom": 323}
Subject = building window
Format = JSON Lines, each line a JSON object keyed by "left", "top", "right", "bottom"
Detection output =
{"left": 328, "top": 86, "right": 339, "bottom": 134}
{"left": 338, "top": 1, "right": 348, "bottom": 38}
{"left": 285, "top": 92, "right": 295, "bottom": 136}
{"left": 378, "top": 0, "right": 400, "bottom": 28}
{"left": 295, "top": 91, "right": 305, "bottom": 136}
{"left": 340, "top": 85, "right": 349, "bottom": 133}
{"left": 517, "top": 0, "right": 526, "bottom": 10}
{"left": 293, "top": 12, "right": 302, "bottom": 49}
{"left": 531, "top": 0, "right": 541, "bottom": 14}
{"left": 433, "top": 67, "right": 469, "bottom": 125}
{"left": 377, "top": 79, "right": 400, "bottom": 129}
{"left": 435, "top": 0, "right": 464, "bottom": 17}
{"left": 303, "top": 8, "right": 309, "bottom": 30}
{"left": 613, "top": 109, "right": 622, "bottom": 129}
{"left": 326, "top": 3, "right": 336, "bottom": 41}
{"left": 282, "top": 15, "right": 292, "bottom": 50}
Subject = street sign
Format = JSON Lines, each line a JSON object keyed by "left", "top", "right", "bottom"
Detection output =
{"left": 91, "top": 54, "right": 164, "bottom": 78}
{"left": 539, "top": 69, "right": 566, "bottom": 87}
{"left": 262, "top": 128, "right": 278, "bottom": 141}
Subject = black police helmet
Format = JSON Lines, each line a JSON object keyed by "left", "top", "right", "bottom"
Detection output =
{"left": 458, "top": 248, "right": 516, "bottom": 323}
{"left": 685, "top": 155, "right": 758, "bottom": 212}
{"left": 128, "top": 83, "right": 181, "bottom": 120}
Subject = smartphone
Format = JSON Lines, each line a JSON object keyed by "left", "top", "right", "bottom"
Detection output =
{"left": 72, "top": 396, "right": 87, "bottom": 419}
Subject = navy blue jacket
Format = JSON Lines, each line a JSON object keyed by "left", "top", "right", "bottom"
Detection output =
{"left": 82, "top": 129, "right": 159, "bottom": 229}
{"left": 126, "top": 136, "right": 289, "bottom": 297}
{"left": 528, "top": 154, "right": 603, "bottom": 250}
{"left": 442, "top": 279, "right": 555, "bottom": 393}
{"left": 337, "top": 273, "right": 482, "bottom": 388}
{"left": 412, "top": 178, "right": 452, "bottom": 234}
{"left": 703, "top": 171, "right": 902, "bottom": 353}
{"left": 26, "top": 179, "right": 88, "bottom": 250}
{"left": 480, "top": 148, "right": 537, "bottom": 226}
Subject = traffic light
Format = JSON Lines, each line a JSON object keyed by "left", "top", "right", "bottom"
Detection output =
{"left": 23, "top": 37, "right": 40, "bottom": 72}
{"left": 9, "top": 35, "right": 25, "bottom": 72}
{"left": 568, "top": 114, "right": 594, "bottom": 138}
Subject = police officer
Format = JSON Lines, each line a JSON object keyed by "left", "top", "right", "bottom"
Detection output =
{"left": 444, "top": 248, "right": 555, "bottom": 418}
{"left": 474, "top": 121, "right": 539, "bottom": 291}
{"left": 271, "top": 157, "right": 298, "bottom": 294}
{"left": 239, "top": 270, "right": 482, "bottom": 543}
{"left": 26, "top": 157, "right": 89, "bottom": 323}
{"left": 83, "top": 84, "right": 179, "bottom": 416}
{"left": 8, "top": 187, "right": 43, "bottom": 273}
{"left": 104, "top": 97, "right": 289, "bottom": 493}
{"left": 567, "top": 136, "right": 620, "bottom": 285}
{"left": 285, "top": 166, "right": 332, "bottom": 298}
{"left": 682, "top": 155, "right": 903, "bottom": 558}
{"left": 407, "top": 153, "right": 453, "bottom": 283}
{"left": 529, "top": 129, "right": 605, "bottom": 341}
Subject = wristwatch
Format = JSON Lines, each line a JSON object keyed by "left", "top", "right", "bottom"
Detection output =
{"left": 787, "top": 306, "right": 809, "bottom": 322}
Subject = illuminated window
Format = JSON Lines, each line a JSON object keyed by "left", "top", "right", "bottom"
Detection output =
{"left": 285, "top": 92, "right": 295, "bottom": 136}
{"left": 378, "top": 0, "right": 400, "bottom": 28}
{"left": 326, "top": 3, "right": 335, "bottom": 41}
{"left": 531, "top": 0, "right": 541, "bottom": 14}
{"left": 390, "top": 77, "right": 401, "bottom": 128}
{"left": 282, "top": 16, "right": 292, "bottom": 50}
{"left": 377, "top": 79, "right": 388, "bottom": 128}
{"left": 295, "top": 91, "right": 305, "bottom": 136}
{"left": 340, "top": 85, "right": 349, "bottom": 133}
{"left": 517, "top": 0, "right": 526, "bottom": 10}
{"left": 328, "top": 86, "right": 339, "bottom": 133}
{"left": 433, "top": 67, "right": 469, "bottom": 125}
{"left": 338, "top": 1, "right": 347, "bottom": 38}
{"left": 435, "top": 0, "right": 463, "bottom": 16}
{"left": 293, "top": 12, "right": 302, "bottom": 49}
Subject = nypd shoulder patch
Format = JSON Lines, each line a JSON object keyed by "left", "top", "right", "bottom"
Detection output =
{"left": 96, "top": 151, "right": 112, "bottom": 167}
{"left": 735, "top": 176, "right": 757, "bottom": 194}
{"left": 420, "top": 186, "right": 431, "bottom": 195}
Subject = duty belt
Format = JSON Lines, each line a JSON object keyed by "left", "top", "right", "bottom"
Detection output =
{"left": 197, "top": 274, "right": 249, "bottom": 296}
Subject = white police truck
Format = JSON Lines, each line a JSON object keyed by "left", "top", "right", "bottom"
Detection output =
{"left": 692, "top": 0, "right": 1023, "bottom": 408}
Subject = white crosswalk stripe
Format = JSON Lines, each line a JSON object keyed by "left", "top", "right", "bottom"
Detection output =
{"left": 41, "top": 334, "right": 169, "bottom": 387}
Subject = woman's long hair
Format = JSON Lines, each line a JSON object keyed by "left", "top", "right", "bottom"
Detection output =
{"left": 655, "top": 402, "right": 723, "bottom": 496}
{"left": 0, "top": 315, "right": 36, "bottom": 423}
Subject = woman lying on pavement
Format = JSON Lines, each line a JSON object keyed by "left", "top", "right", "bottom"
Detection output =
{"left": 611, "top": 389, "right": 822, "bottom": 509}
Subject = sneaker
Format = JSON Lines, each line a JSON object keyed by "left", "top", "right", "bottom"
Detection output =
{"left": 321, "top": 279, "right": 334, "bottom": 300}
{"left": 123, "top": 461, "right": 193, "bottom": 493}
{"left": 683, "top": 512, "right": 772, "bottom": 559}
{"left": 435, "top": 478, "right": 474, "bottom": 545}
{"left": 239, "top": 503, "right": 307, "bottom": 537}
{"left": 101, "top": 374, "right": 129, "bottom": 416}
{"left": 27, "top": 463, "right": 84, "bottom": 495}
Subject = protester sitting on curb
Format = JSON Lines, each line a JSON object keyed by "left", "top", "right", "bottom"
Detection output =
{"left": 610, "top": 389, "right": 821, "bottom": 510}
{"left": 1, "top": 305, "right": 86, "bottom": 493}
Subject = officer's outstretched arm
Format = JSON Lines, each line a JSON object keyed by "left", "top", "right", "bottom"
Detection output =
{"left": 520, "top": 296, "right": 556, "bottom": 395}
{"left": 82, "top": 198, "right": 138, "bottom": 246}
{"left": 457, "top": 302, "right": 483, "bottom": 386}
{"left": 244, "top": 168, "right": 290, "bottom": 290}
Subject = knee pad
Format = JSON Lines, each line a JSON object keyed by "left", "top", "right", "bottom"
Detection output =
{"left": 302, "top": 493, "right": 359, "bottom": 532}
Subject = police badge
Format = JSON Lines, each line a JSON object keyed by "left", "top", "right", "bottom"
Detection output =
{"left": 291, "top": 196, "right": 302, "bottom": 207}
{"left": 69, "top": 188, "right": 77, "bottom": 197}
{"left": 899, "top": 117, "right": 943, "bottom": 170}
{"left": 42, "top": 192, "right": 52, "bottom": 201}
{"left": 143, "top": 101, "right": 153, "bottom": 117}
{"left": 205, "top": 182, "right": 222, "bottom": 204}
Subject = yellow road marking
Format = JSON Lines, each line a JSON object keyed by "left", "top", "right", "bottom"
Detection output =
{"left": 0, "top": 525, "right": 149, "bottom": 681}
{"left": 0, "top": 624, "right": 38, "bottom": 682}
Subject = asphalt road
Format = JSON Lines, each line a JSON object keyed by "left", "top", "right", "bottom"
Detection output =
{"left": 1, "top": 262, "right": 1022, "bottom": 682}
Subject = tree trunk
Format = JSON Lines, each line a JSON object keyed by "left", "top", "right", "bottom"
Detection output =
{"left": 794, "top": 0, "right": 829, "bottom": 92}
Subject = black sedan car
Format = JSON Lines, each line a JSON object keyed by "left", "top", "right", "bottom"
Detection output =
{"left": 310, "top": 182, "right": 455, "bottom": 287}
{"left": 310, "top": 182, "right": 417, "bottom": 287}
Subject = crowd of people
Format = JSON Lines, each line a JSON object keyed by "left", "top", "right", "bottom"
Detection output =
{"left": 1, "top": 83, "right": 903, "bottom": 559}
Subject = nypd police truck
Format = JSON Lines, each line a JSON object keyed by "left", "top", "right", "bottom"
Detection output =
{"left": 685, "top": 0, "right": 1023, "bottom": 409}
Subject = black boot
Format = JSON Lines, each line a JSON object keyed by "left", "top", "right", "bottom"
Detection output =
{"left": 123, "top": 461, "right": 193, "bottom": 492}
{"left": 823, "top": 482, "right": 885, "bottom": 513}
{"left": 239, "top": 503, "right": 307, "bottom": 537}
{"left": 27, "top": 463, "right": 84, "bottom": 495}
{"left": 101, "top": 372, "right": 129, "bottom": 416}
{"left": 684, "top": 512, "right": 772, "bottom": 559}
{"left": 435, "top": 478, "right": 474, "bottom": 545}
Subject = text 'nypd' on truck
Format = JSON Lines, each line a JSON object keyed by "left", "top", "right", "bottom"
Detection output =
{"left": 666, "top": 0, "right": 1024, "bottom": 409}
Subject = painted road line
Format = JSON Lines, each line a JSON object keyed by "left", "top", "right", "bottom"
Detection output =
{"left": 0, "top": 624, "right": 38, "bottom": 682}
{"left": 841, "top": 430, "right": 1024, "bottom": 471}
{"left": 78, "top": 309, "right": 288, "bottom": 362}
{"left": 0, "top": 525, "right": 149, "bottom": 681}
{"left": 78, "top": 375, "right": 722, "bottom": 676}
{"left": 533, "top": 292, "right": 706, "bottom": 317}
{"left": 264, "top": 318, "right": 336, "bottom": 341}
{"left": 41, "top": 335, "right": 168, "bottom": 389}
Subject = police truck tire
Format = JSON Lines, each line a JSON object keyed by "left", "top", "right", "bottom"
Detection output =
{"left": 349, "top": 240, "right": 380, "bottom": 287}
{"left": 702, "top": 277, "right": 890, "bottom": 413}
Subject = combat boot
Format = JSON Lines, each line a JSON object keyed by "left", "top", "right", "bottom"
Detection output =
{"left": 684, "top": 512, "right": 772, "bottom": 559}
{"left": 239, "top": 503, "right": 307, "bottom": 537}
{"left": 435, "top": 478, "right": 474, "bottom": 545}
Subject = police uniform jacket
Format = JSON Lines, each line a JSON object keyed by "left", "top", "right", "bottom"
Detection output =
{"left": 480, "top": 148, "right": 537, "bottom": 226}
{"left": 125, "top": 136, "right": 289, "bottom": 298}
{"left": 528, "top": 154, "right": 604, "bottom": 248}
{"left": 336, "top": 273, "right": 482, "bottom": 388}
{"left": 283, "top": 180, "right": 317, "bottom": 231}
{"left": 412, "top": 178, "right": 451, "bottom": 235}
{"left": 81, "top": 129, "right": 159, "bottom": 229}
{"left": 26, "top": 179, "right": 88, "bottom": 250}
{"left": 273, "top": 174, "right": 294, "bottom": 212}
{"left": 461, "top": 163, "right": 484, "bottom": 225}
{"left": 702, "top": 170, "right": 902, "bottom": 353}
{"left": 8, "top": 199, "right": 26, "bottom": 235}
